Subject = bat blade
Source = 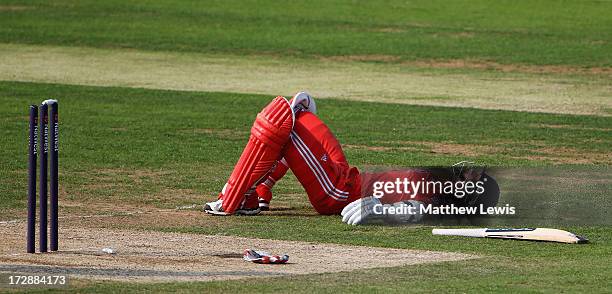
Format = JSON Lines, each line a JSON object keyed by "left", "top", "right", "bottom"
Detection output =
{"left": 432, "top": 228, "right": 588, "bottom": 244}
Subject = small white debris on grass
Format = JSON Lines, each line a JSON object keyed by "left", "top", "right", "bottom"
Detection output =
{"left": 175, "top": 204, "right": 198, "bottom": 210}
{"left": 101, "top": 248, "right": 116, "bottom": 254}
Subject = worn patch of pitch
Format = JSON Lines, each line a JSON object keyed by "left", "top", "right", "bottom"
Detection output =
{"left": 0, "top": 222, "right": 474, "bottom": 282}
{"left": 0, "top": 44, "right": 610, "bottom": 116}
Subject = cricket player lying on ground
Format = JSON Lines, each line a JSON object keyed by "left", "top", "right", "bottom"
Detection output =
{"left": 204, "top": 92, "right": 499, "bottom": 225}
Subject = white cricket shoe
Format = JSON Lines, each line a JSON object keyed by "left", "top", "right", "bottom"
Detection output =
{"left": 203, "top": 198, "right": 262, "bottom": 216}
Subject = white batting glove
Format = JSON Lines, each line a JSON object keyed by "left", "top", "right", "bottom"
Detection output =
{"left": 341, "top": 196, "right": 382, "bottom": 225}
{"left": 341, "top": 197, "right": 424, "bottom": 225}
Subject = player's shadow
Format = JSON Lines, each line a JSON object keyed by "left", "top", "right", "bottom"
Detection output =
{"left": 265, "top": 207, "right": 319, "bottom": 217}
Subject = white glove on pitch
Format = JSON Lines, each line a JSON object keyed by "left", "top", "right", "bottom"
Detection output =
{"left": 341, "top": 197, "right": 424, "bottom": 225}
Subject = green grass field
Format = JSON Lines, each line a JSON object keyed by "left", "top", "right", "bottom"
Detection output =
{"left": 1, "top": 0, "right": 611, "bottom": 66}
{"left": 0, "top": 0, "right": 610, "bottom": 292}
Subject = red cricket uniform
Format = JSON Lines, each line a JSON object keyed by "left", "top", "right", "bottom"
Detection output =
{"left": 286, "top": 112, "right": 362, "bottom": 214}
{"left": 218, "top": 95, "right": 435, "bottom": 215}
{"left": 254, "top": 113, "right": 444, "bottom": 214}
{"left": 225, "top": 96, "right": 499, "bottom": 217}
{"left": 257, "top": 111, "right": 361, "bottom": 214}
{"left": 360, "top": 169, "right": 437, "bottom": 204}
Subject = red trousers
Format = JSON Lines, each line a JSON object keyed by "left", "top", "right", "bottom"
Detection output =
{"left": 258, "top": 112, "right": 361, "bottom": 214}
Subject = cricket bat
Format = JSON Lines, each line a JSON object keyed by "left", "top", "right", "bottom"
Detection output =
{"left": 432, "top": 228, "right": 588, "bottom": 244}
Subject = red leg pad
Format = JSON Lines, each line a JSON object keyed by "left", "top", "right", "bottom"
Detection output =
{"left": 222, "top": 96, "right": 294, "bottom": 213}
